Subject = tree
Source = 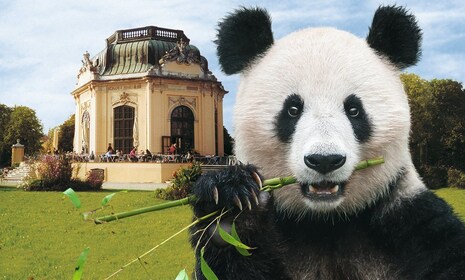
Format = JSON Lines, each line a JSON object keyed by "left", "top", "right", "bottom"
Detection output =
{"left": 3, "top": 106, "right": 44, "bottom": 158}
{"left": 428, "top": 79, "right": 465, "bottom": 169}
{"left": 401, "top": 73, "right": 434, "bottom": 166}
{"left": 0, "top": 104, "right": 13, "bottom": 166}
{"left": 58, "top": 114, "right": 75, "bottom": 152}
{"left": 42, "top": 128, "right": 55, "bottom": 155}
{"left": 223, "top": 126, "right": 234, "bottom": 155}
{"left": 402, "top": 73, "right": 465, "bottom": 188}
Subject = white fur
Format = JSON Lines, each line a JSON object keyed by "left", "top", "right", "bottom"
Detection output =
{"left": 233, "top": 27, "right": 426, "bottom": 218}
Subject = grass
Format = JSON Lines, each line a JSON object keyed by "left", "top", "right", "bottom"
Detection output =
{"left": 434, "top": 187, "right": 465, "bottom": 221}
{"left": 0, "top": 188, "right": 194, "bottom": 280}
{"left": 0, "top": 186, "right": 463, "bottom": 280}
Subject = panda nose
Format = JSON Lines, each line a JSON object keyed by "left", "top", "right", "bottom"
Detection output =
{"left": 304, "top": 154, "right": 346, "bottom": 174}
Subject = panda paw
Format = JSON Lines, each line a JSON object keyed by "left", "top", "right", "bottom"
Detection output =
{"left": 191, "top": 164, "right": 262, "bottom": 216}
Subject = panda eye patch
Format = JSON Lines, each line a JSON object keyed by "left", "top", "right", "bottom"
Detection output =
{"left": 288, "top": 106, "right": 301, "bottom": 117}
{"left": 274, "top": 94, "right": 304, "bottom": 143}
{"left": 343, "top": 94, "right": 372, "bottom": 143}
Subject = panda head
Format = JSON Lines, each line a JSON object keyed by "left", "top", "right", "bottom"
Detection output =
{"left": 217, "top": 6, "right": 422, "bottom": 219}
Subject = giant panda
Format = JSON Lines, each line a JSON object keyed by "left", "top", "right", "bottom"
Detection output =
{"left": 190, "top": 5, "right": 465, "bottom": 279}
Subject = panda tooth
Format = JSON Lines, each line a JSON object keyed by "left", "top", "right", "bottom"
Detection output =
{"left": 330, "top": 185, "right": 340, "bottom": 194}
{"left": 309, "top": 185, "right": 316, "bottom": 193}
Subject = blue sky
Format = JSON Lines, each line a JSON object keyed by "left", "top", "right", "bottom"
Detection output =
{"left": 0, "top": 0, "right": 464, "bottom": 136}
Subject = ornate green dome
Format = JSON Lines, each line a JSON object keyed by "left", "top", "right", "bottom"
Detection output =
{"left": 92, "top": 26, "right": 209, "bottom": 76}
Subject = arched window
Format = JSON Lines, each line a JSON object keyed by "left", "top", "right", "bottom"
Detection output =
{"left": 171, "top": 105, "right": 194, "bottom": 153}
{"left": 114, "top": 105, "right": 134, "bottom": 154}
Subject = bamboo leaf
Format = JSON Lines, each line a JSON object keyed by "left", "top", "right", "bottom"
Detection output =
{"left": 200, "top": 247, "right": 219, "bottom": 280}
{"left": 231, "top": 222, "right": 252, "bottom": 256}
{"left": 101, "top": 193, "right": 116, "bottom": 206}
{"left": 101, "top": 190, "right": 128, "bottom": 206}
{"left": 73, "top": 247, "right": 90, "bottom": 280}
{"left": 175, "top": 269, "right": 189, "bottom": 280}
{"left": 63, "top": 188, "right": 81, "bottom": 209}
{"left": 218, "top": 224, "right": 253, "bottom": 250}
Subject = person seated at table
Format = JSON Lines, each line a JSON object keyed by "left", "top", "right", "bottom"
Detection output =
{"left": 89, "top": 151, "right": 95, "bottom": 161}
{"left": 186, "top": 150, "right": 192, "bottom": 162}
{"left": 112, "top": 149, "right": 122, "bottom": 161}
{"left": 169, "top": 143, "right": 177, "bottom": 154}
{"left": 168, "top": 143, "right": 177, "bottom": 161}
{"left": 145, "top": 149, "right": 152, "bottom": 161}
{"left": 104, "top": 147, "right": 114, "bottom": 162}
{"left": 138, "top": 149, "right": 146, "bottom": 162}
{"left": 129, "top": 147, "right": 138, "bottom": 162}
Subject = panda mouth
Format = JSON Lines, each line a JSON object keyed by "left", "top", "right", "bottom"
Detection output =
{"left": 301, "top": 181, "right": 345, "bottom": 200}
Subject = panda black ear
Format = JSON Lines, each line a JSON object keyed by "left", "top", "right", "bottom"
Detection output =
{"left": 215, "top": 7, "right": 274, "bottom": 75}
{"left": 367, "top": 5, "right": 422, "bottom": 69}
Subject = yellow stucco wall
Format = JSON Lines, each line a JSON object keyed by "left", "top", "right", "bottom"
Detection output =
{"left": 72, "top": 74, "right": 226, "bottom": 157}
{"left": 73, "top": 162, "right": 190, "bottom": 183}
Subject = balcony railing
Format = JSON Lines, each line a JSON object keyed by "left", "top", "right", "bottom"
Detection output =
{"left": 106, "top": 26, "right": 190, "bottom": 45}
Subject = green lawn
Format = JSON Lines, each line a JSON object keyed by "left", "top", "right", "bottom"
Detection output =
{"left": 0, "top": 188, "right": 194, "bottom": 279}
{"left": 435, "top": 187, "right": 465, "bottom": 221}
{"left": 0, "top": 187, "right": 464, "bottom": 280}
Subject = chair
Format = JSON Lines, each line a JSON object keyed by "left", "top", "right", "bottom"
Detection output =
{"left": 228, "top": 156, "right": 237, "bottom": 165}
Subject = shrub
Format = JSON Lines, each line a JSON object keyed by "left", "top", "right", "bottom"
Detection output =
{"left": 33, "top": 156, "right": 72, "bottom": 188}
{"left": 22, "top": 156, "right": 100, "bottom": 191}
{"left": 69, "top": 179, "right": 102, "bottom": 191}
{"left": 85, "top": 170, "right": 103, "bottom": 190}
{"left": 155, "top": 163, "right": 202, "bottom": 200}
{"left": 419, "top": 165, "right": 448, "bottom": 189}
{"left": 21, "top": 179, "right": 45, "bottom": 191}
{"left": 447, "top": 168, "right": 465, "bottom": 189}
{"left": 23, "top": 178, "right": 101, "bottom": 192}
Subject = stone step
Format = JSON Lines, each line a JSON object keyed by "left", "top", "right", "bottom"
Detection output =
{"left": 2, "top": 163, "right": 33, "bottom": 182}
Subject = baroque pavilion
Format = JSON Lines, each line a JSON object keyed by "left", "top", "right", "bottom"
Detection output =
{"left": 71, "top": 26, "right": 227, "bottom": 158}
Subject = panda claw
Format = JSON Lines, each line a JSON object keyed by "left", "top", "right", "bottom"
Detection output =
{"left": 250, "top": 188, "right": 259, "bottom": 206}
{"left": 212, "top": 186, "right": 219, "bottom": 205}
{"left": 233, "top": 195, "right": 243, "bottom": 211}
{"left": 251, "top": 171, "right": 263, "bottom": 189}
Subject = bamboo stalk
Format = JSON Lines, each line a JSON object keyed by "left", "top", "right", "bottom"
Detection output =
{"left": 94, "top": 195, "right": 196, "bottom": 224}
{"left": 93, "top": 157, "right": 384, "bottom": 224}
{"left": 262, "top": 176, "right": 297, "bottom": 189}
{"left": 354, "top": 156, "right": 384, "bottom": 170}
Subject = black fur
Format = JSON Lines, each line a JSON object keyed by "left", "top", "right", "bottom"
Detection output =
{"left": 215, "top": 7, "right": 274, "bottom": 75}
{"left": 367, "top": 5, "right": 422, "bottom": 69}
{"left": 190, "top": 164, "right": 261, "bottom": 216}
{"left": 343, "top": 94, "right": 372, "bottom": 143}
{"left": 189, "top": 164, "right": 290, "bottom": 280}
{"left": 370, "top": 191, "right": 465, "bottom": 279}
{"left": 274, "top": 94, "right": 304, "bottom": 143}
{"left": 190, "top": 168, "right": 465, "bottom": 279}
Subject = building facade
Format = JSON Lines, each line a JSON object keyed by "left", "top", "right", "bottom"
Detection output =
{"left": 71, "top": 26, "right": 227, "bottom": 157}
